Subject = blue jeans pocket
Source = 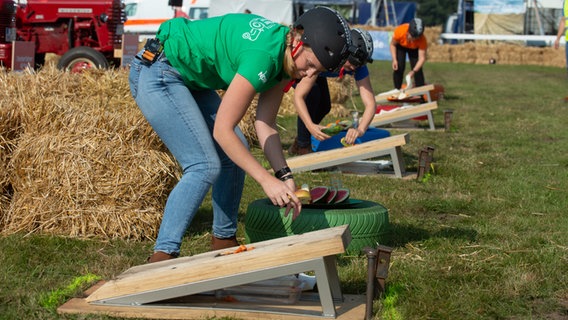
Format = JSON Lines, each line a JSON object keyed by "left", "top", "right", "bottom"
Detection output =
{"left": 128, "top": 60, "right": 143, "bottom": 99}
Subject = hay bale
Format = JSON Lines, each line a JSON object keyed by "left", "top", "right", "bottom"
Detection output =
{"left": 0, "top": 69, "right": 24, "bottom": 228}
{"left": 1, "top": 66, "right": 179, "bottom": 240}
{"left": 474, "top": 44, "right": 501, "bottom": 64}
{"left": 499, "top": 44, "right": 524, "bottom": 65}
{"left": 428, "top": 44, "right": 452, "bottom": 63}
{"left": 5, "top": 133, "right": 176, "bottom": 239}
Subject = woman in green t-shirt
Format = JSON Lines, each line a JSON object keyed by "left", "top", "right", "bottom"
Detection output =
{"left": 129, "top": 7, "right": 352, "bottom": 263}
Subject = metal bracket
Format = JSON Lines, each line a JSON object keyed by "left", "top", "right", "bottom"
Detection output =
{"left": 362, "top": 245, "right": 393, "bottom": 320}
{"left": 417, "top": 146, "right": 435, "bottom": 180}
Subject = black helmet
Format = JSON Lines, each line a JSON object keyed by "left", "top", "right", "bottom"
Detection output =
{"left": 293, "top": 6, "right": 351, "bottom": 72}
{"left": 348, "top": 28, "right": 374, "bottom": 67}
{"left": 409, "top": 18, "right": 424, "bottom": 38}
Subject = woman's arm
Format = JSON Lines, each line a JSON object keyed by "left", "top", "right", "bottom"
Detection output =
{"left": 409, "top": 48, "right": 427, "bottom": 75}
{"left": 555, "top": 19, "right": 566, "bottom": 49}
{"left": 213, "top": 74, "right": 301, "bottom": 218}
{"left": 390, "top": 39, "right": 399, "bottom": 70}
{"left": 343, "top": 75, "right": 376, "bottom": 145}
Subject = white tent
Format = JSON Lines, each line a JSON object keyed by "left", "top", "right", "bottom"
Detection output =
{"left": 208, "top": 0, "right": 294, "bottom": 25}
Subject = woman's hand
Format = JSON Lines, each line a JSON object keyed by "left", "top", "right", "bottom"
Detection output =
{"left": 261, "top": 176, "right": 302, "bottom": 220}
{"left": 343, "top": 127, "right": 363, "bottom": 145}
{"left": 392, "top": 60, "right": 398, "bottom": 71}
{"left": 308, "top": 123, "right": 331, "bottom": 141}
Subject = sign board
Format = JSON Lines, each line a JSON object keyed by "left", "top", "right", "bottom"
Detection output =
{"left": 121, "top": 33, "right": 140, "bottom": 67}
{"left": 368, "top": 31, "right": 392, "bottom": 61}
{"left": 11, "top": 41, "right": 35, "bottom": 71}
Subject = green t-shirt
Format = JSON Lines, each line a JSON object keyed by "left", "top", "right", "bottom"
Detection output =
{"left": 156, "top": 15, "right": 289, "bottom": 92}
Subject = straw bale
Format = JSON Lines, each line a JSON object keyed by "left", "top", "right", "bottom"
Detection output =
{"left": 541, "top": 49, "right": 565, "bottom": 67}
{"left": 500, "top": 45, "right": 524, "bottom": 65}
{"left": 0, "top": 70, "right": 24, "bottom": 225}
{"left": 473, "top": 44, "right": 501, "bottom": 64}
{"left": 1, "top": 65, "right": 179, "bottom": 240}
{"left": 277, "top": 89, "right": 296, "bottom": 115}
{"left": 428, "top": 45, "right": 452, "bottom": 63}
{"left": 5, "top": 132, "right": 177, "bottom": 239}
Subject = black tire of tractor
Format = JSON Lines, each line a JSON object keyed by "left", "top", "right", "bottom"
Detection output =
{"left": 244, "top": 198, "right": 390, "bottom": 254}
{"left": 57, "top": 46, "right": 109, "bottom": 71}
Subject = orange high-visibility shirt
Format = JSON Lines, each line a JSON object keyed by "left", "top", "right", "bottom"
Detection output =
{"left": 392, "top": 23, "right": 428, "bottom": 50}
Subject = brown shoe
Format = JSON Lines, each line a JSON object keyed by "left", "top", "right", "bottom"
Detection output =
{"left": 147, "top": 251, "right": 178, "bottom": 263}
{"left": 297, "top": 146, "right": 312, "bottom": 155}
{"left": 288, "top": 138, "right": 300, "bottom": 155}
{"left": 211, "top": 235, "right": 239, "bottom": 251}
{"left": 288, "top": 138, "right": 312, "bottom": 156}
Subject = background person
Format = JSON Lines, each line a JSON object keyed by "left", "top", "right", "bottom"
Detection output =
{"left": 289, "top": 28, "right": 376, "bottom": 155}
{"left": 554, "top": 0, "right": 568, "bottom": 74}
{"left": 390, "top": 18, "right": 428, "bottom": 90}
{"left": 129, "top": 7, "right": 351, "bottom": 263}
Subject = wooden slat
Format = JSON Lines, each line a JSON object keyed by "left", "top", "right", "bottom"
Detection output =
{"left": 286, "top": 133, "right": 409, "bottom": 173}
{"left": 60, "top": 291, "right": 367, "bottom": 320}
{"left": 86, "top": 225, "right": 351, "bottom": 303}
{"left": 375, "top": 84, "right": 435, "bottom": 103}
{"left": 371, "top": 101, "right": 438, "bottom": 128}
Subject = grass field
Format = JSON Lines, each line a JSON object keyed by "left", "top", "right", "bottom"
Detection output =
{"left": 1, "top": 60, "right": 567, "bottom": 320}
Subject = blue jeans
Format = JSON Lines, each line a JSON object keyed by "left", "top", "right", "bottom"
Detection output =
{"left": 129, "top": 54, "right": 247, "bottom": 255}
{"left": 565, "top": 42, "right": 568, "bottom": 72}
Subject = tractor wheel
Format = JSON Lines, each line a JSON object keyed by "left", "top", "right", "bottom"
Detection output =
{"left": 57, "top": 47, "right": 109, "bottom": 72}
{"left": 245, "top": 198, "right": 390, "bottom": 254}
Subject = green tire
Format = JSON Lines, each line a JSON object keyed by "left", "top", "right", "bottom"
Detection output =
{"left": 244, "top": 199, "right": 389, "bottom": 254}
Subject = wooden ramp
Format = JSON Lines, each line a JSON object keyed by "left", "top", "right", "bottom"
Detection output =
{"left": 287, "top": 133, "right": 409, "bottom": 178}
{"left": 371, "top": 101, "right": 438, "bottom": 131}
{"left": 375, "top": 84, "right": 435, "bottom": 104}
{"left": 58, "top": 225, "right": 367, "bottom": 320}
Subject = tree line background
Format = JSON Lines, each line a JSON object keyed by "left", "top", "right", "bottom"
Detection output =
{"left": 414, "top": 0, "right": 459, "bottom": 27}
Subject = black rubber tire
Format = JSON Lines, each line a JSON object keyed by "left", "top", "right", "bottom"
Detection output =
{"left": 245, "top": 199, "right": 389, "bottom": 254}
{"left": 57, "top": 46, "right": 109, "bottom": 71}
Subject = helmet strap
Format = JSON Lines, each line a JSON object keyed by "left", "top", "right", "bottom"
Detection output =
{"left": 283, "top": 79, "right": 296, "bottom": 93}
{"left": 283, "top": 40, "right": 303, "bottom": 93}
{"left": 338, "top": 67, "right": 345, "bottom": 79}
{"left": 291, "top": 40, "right": 304, "bottom": 58}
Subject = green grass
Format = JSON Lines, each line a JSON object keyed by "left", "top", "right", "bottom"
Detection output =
{"left": 1, "top": 61, "right": 568, "bottom": 319}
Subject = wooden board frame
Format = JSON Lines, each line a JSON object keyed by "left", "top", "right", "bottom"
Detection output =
{"left": 375, "top": 84, "right": 435, "bottom": 104}
{"left": 372, "top": 101, "right": 438, "bottom": 131}
{"left": 286, "top": 133, "right": 409, "bottom": 178}
{"left": 58, "top": 225, "right": 367, "bottom": 319}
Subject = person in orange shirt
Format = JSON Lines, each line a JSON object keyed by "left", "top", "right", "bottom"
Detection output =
{"left": 390, "top": 18, "right": 428, "bottom": 89}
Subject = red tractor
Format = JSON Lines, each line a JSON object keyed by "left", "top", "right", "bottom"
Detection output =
{"left": 0, "top": 0, "right": 16, "bottom": 68}
{"left": 15, "top": 0, "right": 126, "bottom": 71}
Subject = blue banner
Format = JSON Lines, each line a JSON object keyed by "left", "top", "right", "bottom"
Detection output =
{"left": 368, "top": 31, "right": 392, "bottom": 61}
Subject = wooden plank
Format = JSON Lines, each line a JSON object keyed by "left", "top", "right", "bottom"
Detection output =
{"left": 59, "top": 290, "right": 367, "bottom": 320}
{"left": 286, "top": 134, "right": 409, "bottom": 174}
{"left": 371, "top": 101, "right": 438, "bottom": 129}
{"left": 375, "top": 84, "right": 435, "bottom": 103}
{"left": 86, "top": 225, "right": 351, "bottom": 303}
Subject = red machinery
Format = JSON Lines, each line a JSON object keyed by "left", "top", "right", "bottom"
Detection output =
{"left": 15, "top": 0, "right": 126, "bottom": 71}
{"left": 0, "top": 0, "right": 16, "bottom": 68}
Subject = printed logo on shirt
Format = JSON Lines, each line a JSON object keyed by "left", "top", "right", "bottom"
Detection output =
{"left": 242, "top": 18, "right": 276, "bottom": 42}
{"left": 258, "top": 71, "right": 268, "bottom": 83}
